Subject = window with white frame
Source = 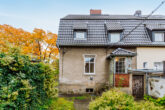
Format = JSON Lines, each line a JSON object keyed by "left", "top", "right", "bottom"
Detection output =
{"left": 109, "top": 33, "right": 121, "bottom": 43}
{"left": 74, "top": 31, "right": 86, "bottom": 40}
{"left": 154, "top": 62, "right": 163, "bottom": 71}
{"left": 154, "top": 32, "right": 164, "bottom": 42}
{"left": 84, "top": 55, "right": 95, "bottom": 74}
{"left": 143, "top": 62, "right": 148, "bottom": 69}
{"left": 115, "top": 57, "right": 125, "bottom": 74}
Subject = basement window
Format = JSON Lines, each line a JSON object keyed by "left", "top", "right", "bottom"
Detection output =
{"left": 86, "top": 88, "right": 94, "bottom": 93}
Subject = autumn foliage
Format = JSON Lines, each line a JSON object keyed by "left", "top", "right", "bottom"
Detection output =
{"left": 0, "top": 24, "right": 58, "bottom": 62}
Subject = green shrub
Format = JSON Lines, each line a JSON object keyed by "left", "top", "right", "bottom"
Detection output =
{"left": 89, "top": 89, "right": 134, "bottom": 110}
{"left": 134, "top": 101, "right": 164, "bottom": 110}
{"left": 0, "top": 47, "right": 58, "bottom": 109}
{"left": 89, "top": 89, "right": 164, "bottom": 110}
{"left": 144, "top": 95, "right": 165, "bottom": 106}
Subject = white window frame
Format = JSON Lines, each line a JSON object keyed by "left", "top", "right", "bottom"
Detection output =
{"left": 143, "top": 62, "right": 148, "bottom": 69}
{"left": 154, "top": 32, "right": 164, "bottom": 42}
{"left": 153, "top": 62, "right": 163, "bottom": 71}
{"left": 74, "top": 31, "right": 87, "bottom": 40}
{"left": 114, "top": 57, "right": 127, "bottom": 74}
{"left": 109, "top": 32, "right": 121, "bottom": 43}
{"left": 83, "top": 54, "right": 96, "bottom": 75}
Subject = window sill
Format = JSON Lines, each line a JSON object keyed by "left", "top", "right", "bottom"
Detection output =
{"left": 84, "top": 73, "right": 95, "bottom": 75}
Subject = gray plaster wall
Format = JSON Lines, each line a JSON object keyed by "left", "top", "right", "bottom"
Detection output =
{"left": 59, "top": 47, "right": 136, "bottom": 94}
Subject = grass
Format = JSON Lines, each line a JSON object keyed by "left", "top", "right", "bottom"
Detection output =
{"left": 61, "top": 94, "right": 96, "bottom": 101}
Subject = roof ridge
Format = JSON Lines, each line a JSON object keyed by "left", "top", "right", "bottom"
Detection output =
{"left": 61, "top": 14, "right": 165, "bottom": 20}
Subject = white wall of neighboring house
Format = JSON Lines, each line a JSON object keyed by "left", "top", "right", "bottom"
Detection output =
{"left": 148, "top": 78, "right": 165, "bottom": 98}
{"left": 137, "top": 47, "right": 165, "bottom": 70}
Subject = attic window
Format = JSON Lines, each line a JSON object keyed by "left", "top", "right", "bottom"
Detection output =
{"left": 153, "top": 32, "right": 164, "bottom": 42}
{"left": 109, "top": 33, "right": 121, "bottom": 43}
{"left": 74, "top": 31, "right": 87, "bottom": 40}
{"left": 73, "top": 22, "right": 88, "bottom": 40}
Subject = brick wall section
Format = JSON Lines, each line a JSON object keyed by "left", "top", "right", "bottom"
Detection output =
{"left": 115, "top": 74, "right": 129, "bottom": 87}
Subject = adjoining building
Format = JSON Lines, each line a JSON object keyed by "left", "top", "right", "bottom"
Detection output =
{"left": 57, "top": 9, "right": 165, "bottom": 98}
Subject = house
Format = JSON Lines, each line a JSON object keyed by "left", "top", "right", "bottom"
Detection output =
{"left": 57, "top": 9, "right": 165, "bottom": 98}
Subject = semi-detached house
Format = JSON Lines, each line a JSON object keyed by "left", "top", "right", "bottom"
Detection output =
{"left": 57, "top": 10, "right": 165, "bottom": 98}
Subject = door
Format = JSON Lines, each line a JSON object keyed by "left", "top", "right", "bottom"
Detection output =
{"left": 132, "top": 75, "right": 144, "bottom": 98}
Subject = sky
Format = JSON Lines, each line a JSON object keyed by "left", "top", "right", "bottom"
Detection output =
{"left": 0, "top": 0, "right": 165, "bottom": 34}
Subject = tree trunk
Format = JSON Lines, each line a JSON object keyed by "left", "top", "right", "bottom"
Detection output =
{"left": 37, "top": 40, "right": 42, "bottom": 61}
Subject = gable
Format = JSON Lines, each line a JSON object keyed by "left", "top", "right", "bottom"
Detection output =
{"left": 111, "top": 48, "right": 136, "bottom": 56}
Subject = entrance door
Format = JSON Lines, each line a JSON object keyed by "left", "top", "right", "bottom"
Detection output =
{"left": 132, "top": 75, "right": 144, "bottom": 98}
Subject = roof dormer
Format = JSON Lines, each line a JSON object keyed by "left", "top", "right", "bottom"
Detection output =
{"left": 105, "top": 22, "right": 124, "bottom": 43}
{"left": 73, "top": 22, "right": 88, "bottom": 40}
{"left": 146, "top": 24, "right": 165, "bottom": 42}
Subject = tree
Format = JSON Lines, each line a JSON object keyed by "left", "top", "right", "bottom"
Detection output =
{"left": 32, "top": 29, "right": 58, "bottom": 62}
{"left": 0, "top": 24, "right": 58, "bottom": 63}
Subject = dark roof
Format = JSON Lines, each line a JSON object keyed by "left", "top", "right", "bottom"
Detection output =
{"left": 107, "top": 48, "right": 136, "bottom": 59}
{"left": 61, "top": 15, "right": 165, "bottom": 20}
{"left": 106, "top": 22, "right": 123, "bottom": 31}
{"left": 146, "top": 24, "right": 165, "bottom": 30}
{"left": 73, "top": 22, "right": 88, "bottom": 30}
{"left": 57, "top": 14, "right": 165, "bottom": 47}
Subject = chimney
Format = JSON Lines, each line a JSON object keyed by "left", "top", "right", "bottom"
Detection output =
{"left": 134, "top": 10, "right": 142, "bottom": 17}
{"left": 90, "top": 9, "right": 102, "bottom": 15}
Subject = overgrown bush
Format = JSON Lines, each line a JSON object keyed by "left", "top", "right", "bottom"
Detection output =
{"left": 0, "top": 47, "right": 58, "bottom": 109}
{"left": 89, "top": 89, "right": 134, "bottom": 110}
{"left": 134, "top": 101, "right": 164, "bottom": 110}
{"left": 144, "top": 95, "right": 165, "bottom": 106}
{"left": 89, "top": 89, "right": 164, "bottom": 110}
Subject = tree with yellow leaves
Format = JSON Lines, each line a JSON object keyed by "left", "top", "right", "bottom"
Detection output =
{"left": 0, "top": 24, "right": 58, "bottom": 63}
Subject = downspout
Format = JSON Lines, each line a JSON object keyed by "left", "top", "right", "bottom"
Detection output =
{"left": 113, "top": 58, "right": 115, "bottom": 87}
{"left": 146, "top": 72, "right": 148, "bottom": 95}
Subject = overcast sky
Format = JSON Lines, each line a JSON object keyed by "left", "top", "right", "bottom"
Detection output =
{"left": 0, "top": 0, "right": 165, "bottom": 34}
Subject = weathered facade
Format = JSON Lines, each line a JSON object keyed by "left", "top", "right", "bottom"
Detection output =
{"left": 57, "top": 10, "right": 165, "bottom": 97}
{"left": 59, "top": 47, "right": 136, "bottom": 94}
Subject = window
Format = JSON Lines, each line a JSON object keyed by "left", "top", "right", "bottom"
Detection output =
{"left": 109, "top": 33, "right": 121, "bottom": 43}
{"left": 154, "top": 32, "right": 164, "bottom": 42}
{"left": 154, "top": 62, "right": 163, "bottom": 71}
{"left": 115, "top": 58, "right": 125, "bottom": 74}
{"left": 143, "top": 62, "right": 148, "bottom": 69}
{"left": 74, "top": 31, "right": 86, "bottom": 40}
{"left": 84, "top": 55, "right": 95, "bottom": 74}
{"left": 86, "top": 88, "right": 94, "bottom": 93}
